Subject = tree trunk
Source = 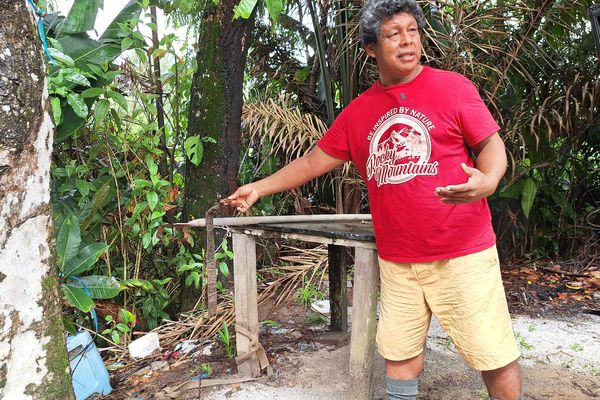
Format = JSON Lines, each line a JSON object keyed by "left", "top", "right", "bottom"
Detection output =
{"left": 0, "top": 2, "right": 74, "bottom": 399}
{"left": 181, "top": 1, "right": 254, "bottom": 311}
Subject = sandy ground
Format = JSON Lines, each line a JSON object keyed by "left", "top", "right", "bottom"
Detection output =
{"left": 202, "top": 314, "right": 600, "bottom": 400}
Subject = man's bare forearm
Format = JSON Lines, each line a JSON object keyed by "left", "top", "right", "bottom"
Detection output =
{"left": 473, "top": 133, "right": 507, "bottom": 187}
{"left": 253, "top": 147, "right": 346, "bottom": 197}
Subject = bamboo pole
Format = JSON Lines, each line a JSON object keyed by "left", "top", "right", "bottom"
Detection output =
{"left": 174, "top": 214, "right": 372, "bottom": 228}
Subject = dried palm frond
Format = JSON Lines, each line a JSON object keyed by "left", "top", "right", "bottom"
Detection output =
{"left": 243, "top": 96, "right": 328, "bottom": 161}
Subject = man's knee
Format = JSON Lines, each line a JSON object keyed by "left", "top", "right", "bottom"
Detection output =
{"left": 385, "top": 353, "right": 424, "bottom": 380}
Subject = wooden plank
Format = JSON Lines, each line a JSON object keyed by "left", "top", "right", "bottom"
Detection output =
{"left": 349, "top": 247, "right": 379, "bottom": 400}
{"left": 231, "top": 228, "right": 378, "bottom": 250}
{"left": 328, "top": 244, "right": 348, "bottom": 332}
{"left": 232, "top": 233, "right": 260, "bottom": 377}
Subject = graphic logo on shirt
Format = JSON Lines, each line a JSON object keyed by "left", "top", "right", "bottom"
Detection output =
{"left": 366, "top": 112, "right": 438, "bottom": 186}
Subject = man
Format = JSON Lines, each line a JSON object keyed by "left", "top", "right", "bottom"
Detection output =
{"left": 225, "top": 1, "right": 522, "bottom": 399}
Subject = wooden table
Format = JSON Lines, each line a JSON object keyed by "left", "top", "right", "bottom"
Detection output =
{"left": 230, "top": 221, "right": 379, "bottom": 399}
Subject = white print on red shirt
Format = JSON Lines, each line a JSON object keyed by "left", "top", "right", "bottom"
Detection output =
{"left": 366, "top": 112, "right": 439, "bottom": 187}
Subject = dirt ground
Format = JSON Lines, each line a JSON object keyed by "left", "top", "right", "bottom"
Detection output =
{"left": 195, "top": 313, "right": 600, "bottom": 400}
{"left": 107, "top": 264, "right": 600, "bottom": 400}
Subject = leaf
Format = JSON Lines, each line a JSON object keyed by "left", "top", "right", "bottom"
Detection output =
{"left": 81, "top": 87, "right": 104, "bottom": 99}
{"left": 146, "top": 156, "right": 158, "bottom": 176}
{"left": 233, "top": 0, "right": 258, "bottom": 19}
{"left": 151, "top": 210, "right": 165, "bottom": 220}
{"left": 68, "top": 275, "right": 122, "bottom": 299}
{"left": 521, "top": 178, "right": 538, "bottom": 219}
{"left": 86, "top": 64, "right": 105, "bottom": 77}
{"left": 95, "top": 99, "right": 110, "bottom": 123}
{"left": 499, "top": 180, "right": 524, "bottom": 199}
{"left": 218, "top": 261, "right": 229, "bottom": 277}
{"left": 50, "top": 96, "right": 62, "bottom": 125}
{"left": 121, "top": 278, "right": 154, "bottom": 291}
{"left": 65, "top": 72, "right": 91, "bottom": 87}
{"left": 62, "top": 285, "right": 94, "bottom": 312}
{"left": 81, "top": 181, "right": 112, "bottom": 231}
{"left": 147, "top": 191, "right": 159, "bottom": 211}
{"left": 179, "top": 0, "right": 195, "bottom": 13}
{"left": 56, "top": 213, "right": 81, "bottom": 269}
{"left": 55, "top": 100, "right": 86, "bottom": 142}
{"left": 63, "top": 242, "right": 109, "bottom": 277}
{"left": 132, "top": 201, "right": 148, "bottom": 218}
{"left": 142, "top": 232, "right": 152, "bottom": 249}
{"left": 59, "top": 0, "right": 103, "bottom": 35}
{"left": 47, "top": 48, "right": 75, "bottom": 66}
{"left": 184, "top": 136, "right": 204, "bottom": 167}
{"left": 111, "top": 330, "right": 121, "bottom": 344}
{"left": 66, "top": 93, "right": 89, "bottom": 119}
{"left": 100, "top": 1, "right": 143, "bottom": 42}
{"left": 265, "top": 0, "right": 284, "bottom": 21}
{"left": 75, "top": 180, "right": 91, "bottom": 196}
{"left": 134, "top": 179, "right": 152, "bottom": 189}
{"left": 121, "top": 37, "right": 133, "bottom": 52}
{"left": 107, "top": 90, "right": 128, "bottom": 112}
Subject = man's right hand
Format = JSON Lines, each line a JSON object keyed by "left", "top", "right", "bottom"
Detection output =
{"left": 222, "top": 184, "right": 261, "bottom": 213}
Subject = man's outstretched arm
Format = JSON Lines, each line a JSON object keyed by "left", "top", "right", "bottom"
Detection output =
{"left": 224, "top": 147, "right": 346, "bottom": 212}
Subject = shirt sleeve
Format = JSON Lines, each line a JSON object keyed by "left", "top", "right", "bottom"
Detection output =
{"left": 457, "top": 77, "right": 501, "bottom": 147}
{"left": 316, "top": 108, "right": 352, "bottom": 161}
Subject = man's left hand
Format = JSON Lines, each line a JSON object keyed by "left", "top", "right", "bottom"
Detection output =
{"left": 434, "top": 163, "right": 498, "bottom": 204}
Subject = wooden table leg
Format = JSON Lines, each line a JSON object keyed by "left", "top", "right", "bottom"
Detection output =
{"left": 328, "top": 244, "right": 348, "bottom": 332}
{"left": 232, "top": 233, "right": 260, "bottom": 377}
{"left": 350, "top": 247, "right": 379, "bottom": 400}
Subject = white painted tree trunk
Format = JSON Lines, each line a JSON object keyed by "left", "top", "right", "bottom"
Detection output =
{"left": 0, "top": 2, "right": 74, "bottom": 399}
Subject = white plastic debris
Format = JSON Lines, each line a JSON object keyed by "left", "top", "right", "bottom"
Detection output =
{"left": 201, "top": 343, "right": 214, "bottom": 356}
{"left": 175, "top": 339, "right": 199, "bottom": 354}
{"left": 310, "top": 300, "right": 331, "bottom": 315}
{"left": 128, "top": 332, "right": 161, "bottom": 359}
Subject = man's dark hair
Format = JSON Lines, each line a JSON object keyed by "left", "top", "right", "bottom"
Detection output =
{"left": 359, "top": 0, "right": 426, "bottom": 46}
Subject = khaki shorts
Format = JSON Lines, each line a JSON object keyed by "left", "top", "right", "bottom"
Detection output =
{"left": 376, "top": 245, "right": 521, "bottom": 371}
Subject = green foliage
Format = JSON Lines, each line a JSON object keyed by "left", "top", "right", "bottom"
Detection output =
{"left": 175, "top": 237, "right": 233, "bottom": 295}
{"left": 46, "top": 0, "right": 200, "bottom": 333}
{"left": 184, "top": 136, "right": 216, "bottom": 167}
{"left": 122, "top": 278, "right": 172, "bottom": 330}
{"left": 216, "top": 321, "right": 235, "bottom": 358}
{"left": 306, "top": 313, "right": 327, "bottom": 325}
{"left": 514, "top": 331, "right": 534, "bottom": 351}
{"left": 101, "top": 309, "right": 136, "bottom": 345}
{"left": 264, "top": 0, "right": 284, "bottom": 22}
{"left": 295, "top": 281, "right": 324, "bottom": 309}
{"left": 200, "top": 363, "right": 213, "bottom": 376}
{"left": 259, "top": 320, "right": 280, "bottom": 328}
{"left": 45, "top": 0, "right": 143, "bottom": 140}
{"left": 55, "top": 210, "right": 113, "bottom": 312}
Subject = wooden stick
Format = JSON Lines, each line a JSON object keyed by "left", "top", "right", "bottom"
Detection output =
{"left": 174, "top": 214, "right": 372, "bottom": 228}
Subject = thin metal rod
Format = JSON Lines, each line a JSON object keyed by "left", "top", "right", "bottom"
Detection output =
{"left": 174, "top": 214, "right": 372, "bottom": 228}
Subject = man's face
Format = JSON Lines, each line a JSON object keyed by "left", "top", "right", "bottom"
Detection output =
{"left": 364, "top": 12, "right": 423, "bottom": 86}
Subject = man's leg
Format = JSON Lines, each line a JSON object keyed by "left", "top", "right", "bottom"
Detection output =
{"left": 385, "top": 353, "right": 424, "bottom": 400}
{"left": 376, "top": 257, "right": 430, "bottom": 400}
{"left": 482, "top": 359, "right": 522, "bottom": 400}
{"left": 422, "top": 246, "right": 522, "bottom": 397}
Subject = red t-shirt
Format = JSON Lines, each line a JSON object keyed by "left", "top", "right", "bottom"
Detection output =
{"left": 318, "top": 66, "right": 500, "bottom": 262}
